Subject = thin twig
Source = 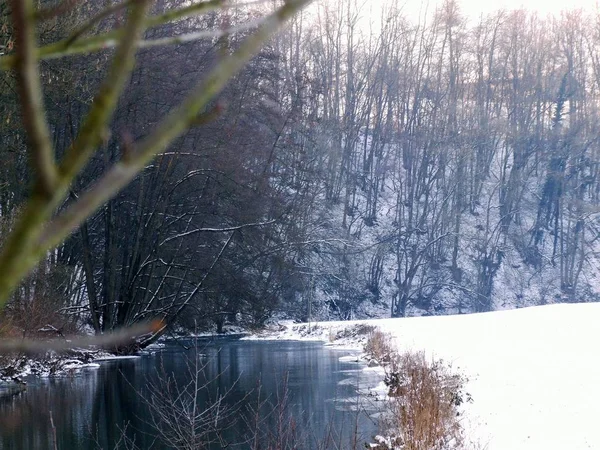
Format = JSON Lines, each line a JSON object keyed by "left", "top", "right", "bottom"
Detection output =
{"left": 138, "top": 17, "right": 269, "bottom": 49}
{"left": 159, "top": 220, "right": 275, "bottom": 246}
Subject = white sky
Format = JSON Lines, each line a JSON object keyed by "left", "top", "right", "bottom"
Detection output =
{"left": 365, "top": 0, "right": 600, "bottom": 19}
{"left": 397, "top": 0, "right": 600, "bottom": 20}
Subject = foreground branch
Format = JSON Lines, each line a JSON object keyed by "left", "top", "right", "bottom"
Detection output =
{"left": 0, "top": 321, "right": 163, "bottom": 355}
{"left": 37, "top": 0, "right": 311, "bottom": 253}
{"left": 0, "top": 0, "right": 270, "bottom": 70}
{"left": 10, "top": 0, "right": 57, "bottom": 196}
{"left": 0, "top": 0, "right": 151, "bottom": 309}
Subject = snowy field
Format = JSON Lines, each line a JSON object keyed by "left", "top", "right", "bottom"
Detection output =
{"left": 247, "top": 303, "right": 600, "bottom": 449}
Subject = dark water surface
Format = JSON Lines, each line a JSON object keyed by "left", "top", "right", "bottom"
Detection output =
{"left": 0, "top": 338, "right": 381, "bottom": 449}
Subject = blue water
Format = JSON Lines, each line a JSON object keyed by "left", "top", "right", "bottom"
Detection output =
{"left": 0, "top": 338, "right": 381, "bottom": 449}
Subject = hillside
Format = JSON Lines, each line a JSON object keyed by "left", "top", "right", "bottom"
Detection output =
{"left": 2, "top": 0, "right": 600, "bottom": 339}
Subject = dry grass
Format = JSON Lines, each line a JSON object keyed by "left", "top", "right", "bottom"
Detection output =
{"left": 365, "top": 331, "right": 471, "bottom": 450}
{"left": 364, "top": 329, "right": 394, "bottom": 364}
{"left": 384, "top": 352, "right": 469, "bottom": 450}
{"left": 329, "top": 323, "right": 376, "bottom": 343}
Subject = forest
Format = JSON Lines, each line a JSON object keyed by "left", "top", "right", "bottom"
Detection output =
{"left": 1, "top": 0, "right": 600, "bottom": 344}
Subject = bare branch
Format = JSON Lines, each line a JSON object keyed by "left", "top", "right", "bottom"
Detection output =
{"left": 10, "top": 0, "right": 58, "bottom": 196}
{"left": 0, "top": 320, "right": 163, "bottom": 355}
{"left": 58, "top": 0, "right": 151, "bottom": 187}
{"left": 142, "top": 232, "right": 235, "bottom": 346}
{"left": 0, "top": 0, "right": 311, "bottom": 318}
{"left": 137, "top": 16, "right": 270, "bottom": 49}
{"left": 159, "top": 220, "right": 276, "bottom": 246}
{"left": 64, "top": 0, "right": 135, "bottom": 45}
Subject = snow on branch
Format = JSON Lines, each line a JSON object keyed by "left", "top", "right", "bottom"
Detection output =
{"left": 159, "top": 220, "right": 276, "bottom": 246}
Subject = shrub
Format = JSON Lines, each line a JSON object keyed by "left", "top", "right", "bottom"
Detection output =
{"left": 364, "top": 328, "right": 471, "bottom": 450}
{"left": 380, "top": 352, "right": 470, "bottom": 450}
{"left": 364, "top": 329, "right": 395, "bottom": 364}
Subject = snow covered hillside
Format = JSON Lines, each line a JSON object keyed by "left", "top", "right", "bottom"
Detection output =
{"left": 256, "top": 303, "right": 600, "bottom": 449}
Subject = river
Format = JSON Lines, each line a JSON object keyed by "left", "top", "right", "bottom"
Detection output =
{"left": 0, "top": 338, "right": 381, "bottom": 449}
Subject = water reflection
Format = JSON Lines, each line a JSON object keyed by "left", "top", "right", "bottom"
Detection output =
{"left": 0, "top": 339, "right": 380, "bottom": 449}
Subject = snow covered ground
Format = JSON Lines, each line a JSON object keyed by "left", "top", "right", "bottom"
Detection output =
{"left": 247, "top": 303, "right": 600, "bottom": 450}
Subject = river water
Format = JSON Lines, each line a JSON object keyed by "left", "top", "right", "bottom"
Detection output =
{"left": 0, "top": 338, "right": 381, "bottom": 449}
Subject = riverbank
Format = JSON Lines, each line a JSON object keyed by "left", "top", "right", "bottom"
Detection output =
{"left": 0, "top": 348, "right": 108, "bottom": 401}
{"left": 0, "top": 327, "right": 241, "bottom": 390}
{"left": 246, "top": 303, "right": 600, "bottom": 450}
{"left": 0, "top": 348, "right": 109, "bottom": 383}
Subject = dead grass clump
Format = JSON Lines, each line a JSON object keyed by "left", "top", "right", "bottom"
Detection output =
{"left": 329, "top": 324, "right": 377, "bottom": 343}
{"left": 364, "top": 329, "right": 395, "bottom": 364}
{"left": 347, "top": 323, "right": 377, "bottom": 336}
{"left": 380, "top": 351, "right": 470, "bottom": 450}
